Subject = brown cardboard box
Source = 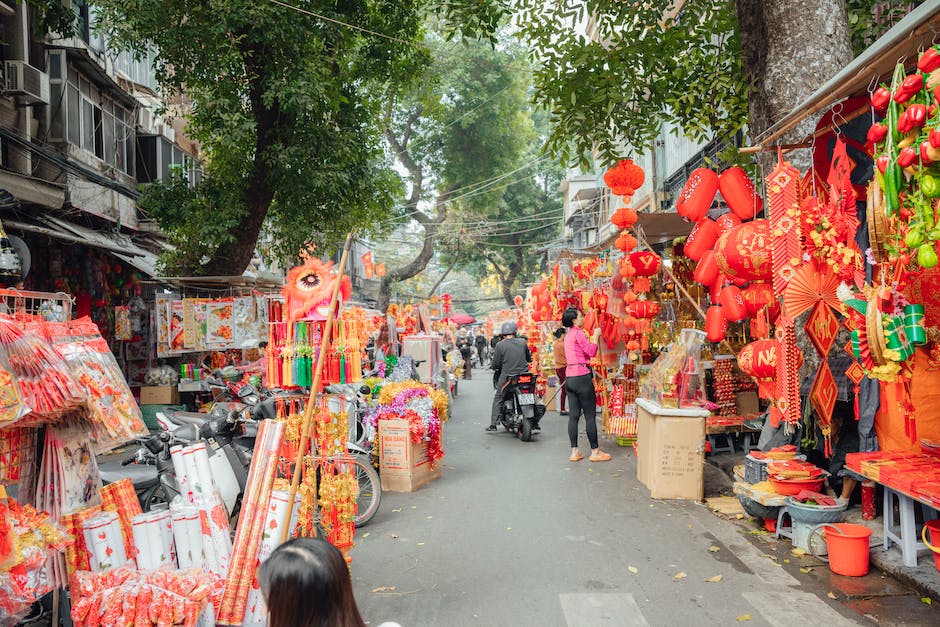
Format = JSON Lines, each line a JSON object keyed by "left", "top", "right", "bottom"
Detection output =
{"left": 735, "top": 391, "right": 760, "bottom": 416}
{"left": 139, "top": 385, "right": 180, "bottom": 405}
{"left": 636, "top": 399, "right": 707, "bottom": 500}
{"left": 379, "top": 419, "right": 442, "bottom": 492}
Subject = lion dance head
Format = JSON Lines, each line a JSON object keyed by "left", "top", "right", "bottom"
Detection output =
{"left": 283, "top": 258, "right": 351, "bottom": 321}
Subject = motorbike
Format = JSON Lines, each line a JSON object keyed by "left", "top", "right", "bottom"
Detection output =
{"left": 100, "top": 385, "right": 383, "bottom": 526}
{"left": 496, "top": 372, "right": 544, "bottom": 442}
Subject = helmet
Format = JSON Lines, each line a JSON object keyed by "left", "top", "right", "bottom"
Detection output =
{"left": 221, "top": 366, "right": 241, "bottom": 383}
{"left": 500, "top": 321, "right": 518, "bottom": 336}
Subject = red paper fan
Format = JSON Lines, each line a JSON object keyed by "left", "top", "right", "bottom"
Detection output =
{"left": 782, "top": 264, "right": 841, "bottom": 319}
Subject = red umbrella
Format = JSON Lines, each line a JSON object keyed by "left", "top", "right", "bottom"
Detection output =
{"left": 446, "top": 313, "right": 477, "bottom": 325}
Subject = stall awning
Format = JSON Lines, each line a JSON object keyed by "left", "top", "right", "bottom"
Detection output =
{"left": 757, "top": 0, "right": 940, "bottom": 147}
{"left": 636, "top": 211, "right": 693, "bottom": 246}
{"left": 4, "top": 215, "right": 162, "bottom": 277}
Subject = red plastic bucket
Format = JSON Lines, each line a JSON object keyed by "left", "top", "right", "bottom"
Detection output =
{"left": 810, "top": 523, "right": 872, "bottom": 576}
{"left": 921, "top": 519, "right": 940, "bottom": 571}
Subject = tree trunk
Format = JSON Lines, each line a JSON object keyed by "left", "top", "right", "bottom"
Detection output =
{"left": 500, "top": 248, "right": 524, "bottom": 307}
{"left": 735, "top": 0, "right": 854, "bottom": 167}
{"left": 203, "top": 40, "right": 281, "bottom": 276}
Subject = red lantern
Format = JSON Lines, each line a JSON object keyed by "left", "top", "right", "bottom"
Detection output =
{"left": 622, "top": 159, "right": 645, "bottom": 189}
{"left": 719, "top": 166, "right": 763, "bottom": 220}
{"left": 738, "top": 339, "right": 779, "bottom": 398}
{"left": 611, "top": 207, "right": 638, "bottom": 229}
{"left": 629, "top": 300, "right": 660, "bottom": 319}
{"left": 718, "top": 285, "right": 746, "bottom": 322}
{"left": 709, "top": 273, "right": 726, "bottom": 302}
{"left": 513, "top": 295, "right": 524, "bottom": 307}
{"left": 693, "top": 250, "right": 720, "bottom": 286}
{"left": 629, "top": 251, "right": 661, "bottom": 277}
{"left": 716, "top": 212, "right": 742, "bottom": 234}
{"left": 676, "top": 168, "right": 719, "bottom": 221}
{"left": 615, "top": 230, "right": 637, "bottom": 253}
{"left": 705, "top": 305, "right": 727, "bottom": 342}
{"left": 714, "top": 219, "right": 772, "bottom": 281}
{"left": 684, "top": 218, "right": 719, "bottom": 261}
{"left": 604, "top": 159, "right": 645, "bottom": 197}
{"left": 742, "top": 283, "right": 775, "bottom": 317}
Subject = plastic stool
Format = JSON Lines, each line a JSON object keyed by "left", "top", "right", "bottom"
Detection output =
{"left": 707, "top": 433, "right": 735, "bottom": 455}
{"left": 775, "top": 508, "right": 793, "bottom": 541}
{"left": 883, "top": 487, "right": 940, "bottom": 567}
{"left": 740, "top": 431, "right": 759, "bottom": 453}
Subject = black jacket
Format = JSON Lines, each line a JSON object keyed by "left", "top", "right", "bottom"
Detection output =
{"left": 491, "top": 336, "right": 531, "bottom": 380}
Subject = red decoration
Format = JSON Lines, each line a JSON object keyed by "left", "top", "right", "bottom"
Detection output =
{"left": 719, "top": 166, "right": 763, "bottom": 220}
{"left": 684, "top": 218, "right": 720, "bottom": 261}
{"left": 719, "top": 285, "right": 747, "bottom": 322}
{"left": 714, "top": 220, "right": 772, "bottom": 281}
{"left": 805, "top": 301, "right": 840, "bottom": 356}
{"left": 615, "top": 230, "right": 638, "bottom": 252}
{"left": 676, "top": 168, "right": 719, "bottom": 221}
{"left": 738, "top": 339, "right": 778, "bottom": 398}
{"left": 629, "top": 300, "right": 660, "bottom": 319}
{"left": 629, "top": 251, "right": 661, "bottom": 277}
{"left": 716, "top": 212, "right": 742, "bottom": 234}
{"left": 766, "top": 153, "right": 803, "bottom": 295}
{"left": 742, "top": 283, "right": 775, "bottom": 317}
{"left": 693, "top": 250, "right": 720, "bottom": 286}
{"left": 611, "top": 207, "right": 638, "bottom": 229}
{"left": 604, "top": 159, "right": 646, "bottom": 196}
{"left": 705, "top": 305, "right": 727, "bottom": 342}
{"left": 810, "top": 362, "right": 839, "bottom": 457}
{"left": 513, "top": 295, "right": 524, "bottom": 307}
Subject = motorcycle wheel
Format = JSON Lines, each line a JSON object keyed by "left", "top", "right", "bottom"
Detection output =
{"left": 520, "top": 417, "right": 533, "bottom": 442}
{"left": 143, "top": 483, "right": 170, "bottom": 512}
{"left": 345, "top": 455, "right": 382, "bottom": 526}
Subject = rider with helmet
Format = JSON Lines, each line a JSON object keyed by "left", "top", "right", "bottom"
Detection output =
{"left": 487, "top": 321, "right": 532, "bottom": 432}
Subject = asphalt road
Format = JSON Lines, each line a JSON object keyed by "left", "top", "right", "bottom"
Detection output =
{"left": 349, "top": 370, "right": 927, "bottom": 626}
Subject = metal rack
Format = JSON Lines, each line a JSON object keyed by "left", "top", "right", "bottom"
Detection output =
{"left": 0, "top": 288, "right": 73, "bottom": 322}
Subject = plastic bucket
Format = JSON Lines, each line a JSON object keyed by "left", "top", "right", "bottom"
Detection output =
{"left": 921, "top": 519, "right": 940, "bottom": 571}
{"left": 809, "top": 523, "right": 872, "bottom": 576}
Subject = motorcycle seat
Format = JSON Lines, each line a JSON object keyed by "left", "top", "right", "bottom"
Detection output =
{"left": 99, "top": 463, "right": 159, "bottom": 491}
{"left": 166, "top": 411, "right": 211, "bottom": 427}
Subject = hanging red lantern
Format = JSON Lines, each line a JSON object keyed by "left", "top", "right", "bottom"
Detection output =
{"left": 710, "top": 272, "right": 726, "bottom": 302}
{"left": 738, "top": 339, "right": 779, "bottom": 398}
{"left": 629, "top": 251, "right": 661, "bottom": 277}
{"left": 742, "top": 283, "right": 775, "bottom": 317}
{"left": 622, "top": 159, "right": 645, "bottom": 189}
{"left": 705, "top": 305, "right": 728, "bottom": 342}
{"left": 719, "top": 166, "right": 763, "bottom": 220}
{"left": 604, "top": 159, "right": 645, "bottom": 197}
{"left": 611, "top": 207, "right": 638, "bottom": 229}
{"left": 619, "top": 257, "right": 636, "bottom": 277}
{"left": 719, "top": 285, "right": 747, "bottom": 322}
{"left": 615, "top": 230, "right": 638, "bottom": 253}
{"left": 714, "top": 219, "right": 772, "bottom": 281}
{"left": 716, "top": 212, "right": 742, "bottom": 234}
{"left": 513, "top": 295, "right": 524, "bottom": 307}
{"left": 677, "top": 168, "right": 719, "bottom": 221}
{"left": 629, "top": 300, "right": 660, "bottom": 319}
{"left": 683, "top": 218, "right": 720, "bottom": 261}
{"left": 693, "top": 250, "right": 720, "bottom": 286}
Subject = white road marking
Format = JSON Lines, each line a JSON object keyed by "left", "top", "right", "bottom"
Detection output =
{"left": 743, "top": 590, "right": 864, "bottom": 626}
{"left": 560, "top": 593, "right": 651, "bottom": 626}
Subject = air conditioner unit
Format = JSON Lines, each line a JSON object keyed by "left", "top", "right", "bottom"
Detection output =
{"left": 159, "top": 122, "right": 176, "bottom": 143}
{"left": 4, "top": 61, "right": 50, "bottom": 105}
{"left": 138, "top": 107, "right": 154, "bottom": 133}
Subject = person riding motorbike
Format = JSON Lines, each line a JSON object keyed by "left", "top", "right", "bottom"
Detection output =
{"left": 487, "top": 321, "right": 532, "bottom": 432}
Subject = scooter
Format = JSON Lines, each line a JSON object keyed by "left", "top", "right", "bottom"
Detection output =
{"left": 497, "top": 372, "right": 545, "bottom": 442}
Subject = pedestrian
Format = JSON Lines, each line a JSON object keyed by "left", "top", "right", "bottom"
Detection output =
{"left": 474, "top": 330, "right": 488, "bottom": 367}
{"left": 259, "top": 537, "right": 369, "bottom": 627}
{"left": 487, "top": 321, "right": 532, "bottom": 431}
{"left": 553, "top": 327, "right": 568, "bottom": 415}
{"left": 562, "top": 307, "right": 610, "bottom": 462}
{"left": 456, "top": 330, "right": 473, "bottom": 380}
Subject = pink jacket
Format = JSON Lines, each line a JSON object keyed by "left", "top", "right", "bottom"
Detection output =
{"left": 564, "top": 327, "right": 597, "bottom": 377}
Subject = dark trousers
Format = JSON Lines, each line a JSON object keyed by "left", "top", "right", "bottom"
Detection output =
{"left": 566, "top": 373, "right": 598, "bottom": 448}
{"left": 490, "top": 372, "right": 509, "bottom": 426}
{"left": 555, "top": 367, "right": 567, "bottom": 412}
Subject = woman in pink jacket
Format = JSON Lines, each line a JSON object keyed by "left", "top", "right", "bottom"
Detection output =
{"left": 562, "top": 307, "right": 611, "bottom": 462}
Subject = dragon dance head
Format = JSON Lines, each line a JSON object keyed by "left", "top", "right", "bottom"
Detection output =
{"left": 282, "top": 257, "right": 351, "bottom": 321}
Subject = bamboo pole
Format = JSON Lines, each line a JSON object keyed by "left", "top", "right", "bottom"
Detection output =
{"left": 280, "top": 232, "right": 354, "bottom": 542}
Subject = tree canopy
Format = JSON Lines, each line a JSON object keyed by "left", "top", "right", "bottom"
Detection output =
{"left": 92, "top": 0, "right": 507, "bottom": 275}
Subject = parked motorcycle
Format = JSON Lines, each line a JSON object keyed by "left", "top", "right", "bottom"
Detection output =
{"left": 496, "top": 372, "right": 544, "bottom": 442}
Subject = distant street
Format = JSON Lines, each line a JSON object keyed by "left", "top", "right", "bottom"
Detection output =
{"left": 348, "top": 370, "right": 919, "bottom": 626}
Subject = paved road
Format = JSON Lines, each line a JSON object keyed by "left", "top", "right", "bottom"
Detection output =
{"left": 350, "top": 371, "right": 922, "bottom": 626}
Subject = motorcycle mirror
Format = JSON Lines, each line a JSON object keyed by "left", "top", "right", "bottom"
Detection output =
{"left": 359, "top": 384, "right": 372, "bottom": 396}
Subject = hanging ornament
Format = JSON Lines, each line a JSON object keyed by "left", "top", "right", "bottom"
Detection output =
{"left": 714, "top": 220, "right": 772, "bottom": 281}
{"left": 766, "top": 151, "right": 803, "bottom": 296}
{"left": 719, "top": 166, "right": 763, "bottom": 220}
{"left": 677, "top": 169, "right": 718, "bottom": 221}
{"left": 683, "top": 218, "right": 720, "bottom": 261}
{"left": 693, "top": 250, "right": 720, "bottom": 286}
{"left": 738, "top": 339, "right": 779, "bottom": 398}
{"left": 718, "top": 285, "right": 747, "bottom": 322}
{"left": 705, "top": 305, "right": 727, "bottom": 342}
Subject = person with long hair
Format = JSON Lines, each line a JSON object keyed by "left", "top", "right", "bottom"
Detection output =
{"left": 259, "top": 537, "right": 370, "bottom": 627}
{"left": 562, "top": 307, "right": 611, "bottom": 462}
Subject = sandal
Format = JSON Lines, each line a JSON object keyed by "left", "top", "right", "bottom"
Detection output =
{"left": 569, "top": 451, "right": 584, "bottom": 462}
{"left": 589, "top": 451, "right": 611, "bottom": 462}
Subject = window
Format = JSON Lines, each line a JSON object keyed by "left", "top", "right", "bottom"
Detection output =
{"left": 72, "top": 0, "right": 90, "bottom": 44}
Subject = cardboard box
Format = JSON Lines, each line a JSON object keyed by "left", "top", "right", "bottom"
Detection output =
{"left": 735, "top": 391, "right": 760, "bottom": 416}
{"left": 139, "top": 385, "right": 180, "bottom": 405}
{"left": 379, "top": 419, "right": 442, "bottom": 492}
{"left": 544, "top": 386, "right": 557, "bottom": 412}
{"left": 636, "top": 399, "right": 708, "bottom": 500}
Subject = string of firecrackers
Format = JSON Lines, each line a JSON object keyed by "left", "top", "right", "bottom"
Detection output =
{"left": 771, "top": 319, "right": 803, "bottom": 429}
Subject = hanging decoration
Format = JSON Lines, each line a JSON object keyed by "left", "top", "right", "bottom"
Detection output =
{"left": 766, "top": 151, "right": 803, "bottom": 295}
